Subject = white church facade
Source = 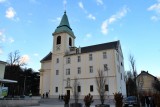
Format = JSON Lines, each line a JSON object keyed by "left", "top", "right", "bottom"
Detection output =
{"left": 40, "top": 11, "right": 126, "bottom": 99}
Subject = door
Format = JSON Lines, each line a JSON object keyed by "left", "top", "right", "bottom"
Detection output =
{"left": 67, "top": 90, "right": 70, "bottom": 98}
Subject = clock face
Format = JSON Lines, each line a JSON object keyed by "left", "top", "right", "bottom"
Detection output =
{"left": 56, "top": 45, "right": 60, "bottom": 51}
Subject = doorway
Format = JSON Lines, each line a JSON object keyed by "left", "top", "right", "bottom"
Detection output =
{"left": 67, "top": 90, "right": 70, "bottom": 98}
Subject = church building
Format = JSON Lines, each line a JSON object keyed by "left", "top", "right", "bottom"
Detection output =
{"left": 40, "top": 11, "right": 126, "bottom": 99}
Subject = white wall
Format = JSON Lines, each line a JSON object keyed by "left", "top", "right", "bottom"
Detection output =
{"left": 0, "top": 61, "right": 6, "bottom": 79}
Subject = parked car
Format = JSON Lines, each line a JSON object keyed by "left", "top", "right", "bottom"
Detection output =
{"left": 123, "top": 96, "right": 138, "bottom": 107}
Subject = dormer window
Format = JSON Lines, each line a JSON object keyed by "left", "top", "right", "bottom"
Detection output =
{"left": 69, "top": 37, "right": 72, "bottom": 46}
{"left": 57, "top": 36, "right": 61, "bottom": 45}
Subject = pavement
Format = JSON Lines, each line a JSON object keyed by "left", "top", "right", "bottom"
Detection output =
{"left": 25, "top": 98, "right": 115, "bottom": 107}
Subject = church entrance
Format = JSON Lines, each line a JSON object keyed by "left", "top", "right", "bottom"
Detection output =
{"left": 67, "top": 90, "right": 70, "bottom": 98}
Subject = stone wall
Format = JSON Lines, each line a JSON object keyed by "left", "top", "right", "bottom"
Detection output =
{"left": 0, "top": 99, "right": 40, "bottom": 107}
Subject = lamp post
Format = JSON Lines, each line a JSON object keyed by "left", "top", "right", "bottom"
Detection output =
{"left": 23, "top": 76, "right": 27, "bottom": 96}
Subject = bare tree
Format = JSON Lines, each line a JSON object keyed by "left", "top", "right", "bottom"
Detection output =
{"left": 7, "top": 50, "right": 26, "bottom": 66}
{"left": 95, "top": 69, "right": 106, "bottom": 105}
{"left": 129, "top": 54, "right": 137, "bottom": 78}
{"left": 126, "top": 54, "right": 137, "bottom": 96}
{"left": 72, "top": 78, "right": 80, "bottom": 104}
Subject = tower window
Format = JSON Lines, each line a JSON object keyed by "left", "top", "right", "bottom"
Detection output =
{"left": 66, "top": 57, "right": 71, "bottom": 64}
{"left": 103, "top": 52, "right": 107, "bottom": 59}
{"left": 90, "top": 85, "right": 93, "bottom": 92}
{"left": 89, "top": 54, "right": 92, "bottom": 61}
{"left": 89, "top": 66, "right": 93, "bottom": 73}
{"left": 78, "top": 67, "right": 81, "bottom": 74}
{"left": 69, "top": 37, "right": 72, "bottom": 46}
{"left": 56, "top": 70, "right": 59, "bottom": 75}
{"left": 66, "top": 69, "right": 70, "bottom": 75}
{"left": 56, "top": 58, "right": 59, "bottom": 63}
{"left": 55, "top": 87, "right": 58, "bottom": 93}
{"left": 105, "top": 85, "right": 109, "bottom": 91}
{"left": 77, "top": 86, "right": 81, "bottom": 92}
{"left": 57, "top": 36, "right": 61, "bottom": 44}
{"left": 77, "top": 56, "right": 81, "bottom": 62}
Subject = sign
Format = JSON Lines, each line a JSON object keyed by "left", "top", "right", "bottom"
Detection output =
{"left": 0, "top": 86, "right": 8, "bottom": 98}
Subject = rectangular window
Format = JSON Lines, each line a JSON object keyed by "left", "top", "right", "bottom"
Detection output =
{"left": 90, "top": 85, "right": 93, "bottom": 92}
{"left": 105, "top": 85, "right": 109, "bottom": 91}
{"left": 66, "top": 57, "right": 71, "bottom": 64}
{"left": 103, "top": 52, "right": 107, "bottom": 59}
{"left": 77, "top": 56, "right": 81, "bottom": 62}
{"left": 89, "top": 54, "right": 92, "bottom": 61}
{"left": 66, "top": 69, "right": 70, "bottom": 75}
{"left": 78, "top": 86, "right": 81, "bottom": 92}
{"left": 56, "top": 70, "right": 59, "bottom": 75}
{"left": 78, "top": 67, "right": 81, "bottom": 74}
{"left": 55, "top": 87, "right": 58, "bottom": 93}
{"left": 89, "top": 66, "right": 93, "bottom": 73}
{"left": 56, "top": 58, "right": 59, "bottom": 63}
{"left": 104, "top": 64, "right": 108, "bottom": 71}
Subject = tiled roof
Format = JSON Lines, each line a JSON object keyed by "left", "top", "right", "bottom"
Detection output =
{"left": 40, "top": 41, "right": 120, "bottom": 62}
{"left": 40, "top": 52, "right": 52, "bottom": 62}
{"left": 0, "top": 60, "right": 7, "bottom": 64}
{"left": 137, "top": 71, "right": 158, "bottom": 80}
{"left": 81, "top": 41, "right": 119, "bottom": 53}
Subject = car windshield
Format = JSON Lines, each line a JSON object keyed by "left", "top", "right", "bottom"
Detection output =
{"left": 126, "top": 96, "right": 136, "bottom": 101}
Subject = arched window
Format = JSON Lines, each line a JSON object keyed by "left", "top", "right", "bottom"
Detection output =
{"left": 57, "top": 36, "right": 61, "bottom": 45}
{"left": 69, "top": 37, "right": 72, "bottom": 46}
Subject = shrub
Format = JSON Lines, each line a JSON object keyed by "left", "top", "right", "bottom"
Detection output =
{"left": 84, "top": 93, "right": 94, "bottom": 107}
{"left": 113, "top": 92, "right": 123, "bottom": 107}
{"left": 63, "top": 94, "right": 70, "bottom": 105}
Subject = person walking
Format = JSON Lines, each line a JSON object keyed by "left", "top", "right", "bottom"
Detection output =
{"left": 146, "top": 96, "right": 150, "bottom": 107}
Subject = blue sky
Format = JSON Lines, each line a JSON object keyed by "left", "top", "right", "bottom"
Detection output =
{"left": 0, "top": 0, "right": 160, "bottom": 76}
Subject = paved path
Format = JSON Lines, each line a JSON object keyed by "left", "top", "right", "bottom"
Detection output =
{"left": 25, "top": 98, "right": 115, "bottom": 107}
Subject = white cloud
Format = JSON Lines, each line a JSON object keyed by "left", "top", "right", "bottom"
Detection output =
{"left": 78, "top": 2, "right": 84, "bottom": 9}
{"left": 0, "top": 30, "right": 14, "bottom": 43}
{"left": 88, "top": 14, "right": 96, "bottom": 20}
{"left": 148, "top": 2, "right": 160, "bottom": 13}
{"left": 96, "top": 0, "right": 103, "bottom": 5}
{"left": 101, "top": 6, "right": 128, "bottom": 35}
{"left": 0, "top": 0, "right": 6, "bottom": 3}
{"left": 0, "top": 31, "right": 6, "bottom": 42}
{"left": 86, "top": 33, "right": 92, "bottom": 38}
{"left": 151, "top": 15, "right": 159, "bottom": 21}
{"left": 8, "top": 37, "right": 14, "bottom": 43}
{"left": 101, "top": 20, "right": 108, "bottom": 35}
{"left": 5, "top": 7, "right": 16, "bottom": 19}
{"left": 20, "top": 55, "right": 30, "bottom": 64}
{"left": 148, "top": 0, "right": 160, "bottom": 21}
{"left": 63, "top": 0, "right": 67, "bottom": 6}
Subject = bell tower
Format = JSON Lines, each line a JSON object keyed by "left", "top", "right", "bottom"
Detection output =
{"left": 52, "top": 11, "right": 76, "bottom": 54}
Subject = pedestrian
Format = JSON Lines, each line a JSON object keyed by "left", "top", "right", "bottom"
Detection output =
{"left": 46, "top": 92, "right": 48, "bottom": 98}
{"left": 150, "top": 96, "right": 155, "bottom": 107}
{"left": 59, "top": 94, "right": 61, "bottom": 100}
{"left": 43, "top": 93, "right": 45, "bottom": 98}
{"left": 141, "top": 96, "right": 145, "bottom": 107}
{"left": 146, "top": 96, "right": 150, "bottom": 107}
